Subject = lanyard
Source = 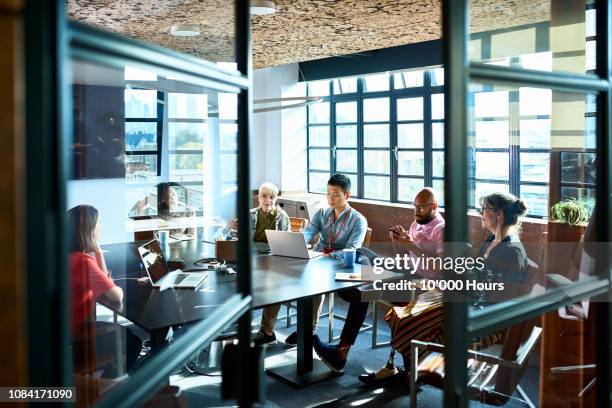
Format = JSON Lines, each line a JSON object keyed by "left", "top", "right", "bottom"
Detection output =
{"left": 327, "top": 208, "right": 350, "bottom": 249}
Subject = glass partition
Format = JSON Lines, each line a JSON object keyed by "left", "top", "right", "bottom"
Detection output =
{"left": 67, "top": 1, "right": 238, "bottom": 73}
{"left": 68, "top": 57, "right": 240, "bottom": 406}
{"left": 469, "top": 0, "right": 597, "bottom": 76}
{"left": 465, "top": 82, "right": 601, "bottom": 311}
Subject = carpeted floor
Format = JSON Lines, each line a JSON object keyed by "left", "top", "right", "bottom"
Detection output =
{"left": 164, "top": 298, "right": 539, "bottom": 408}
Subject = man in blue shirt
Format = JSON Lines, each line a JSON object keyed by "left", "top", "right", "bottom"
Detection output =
{"left": 284, "top": 174, "right": 369, "bottom": 346}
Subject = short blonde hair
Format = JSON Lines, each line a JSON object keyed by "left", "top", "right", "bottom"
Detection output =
{"left": 258, "top": 182, "right": 279, "bottom": 197}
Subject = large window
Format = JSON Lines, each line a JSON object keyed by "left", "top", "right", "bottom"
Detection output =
{"left": 307, "top": 68, "right": 445, "bottom": 205}
{"left": 306, "top": 10, "right": 596, "bottom": 218}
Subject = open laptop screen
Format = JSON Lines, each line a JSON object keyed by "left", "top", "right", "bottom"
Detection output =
{"left": 138, "top": 239, "right": 170, "bottom": 283}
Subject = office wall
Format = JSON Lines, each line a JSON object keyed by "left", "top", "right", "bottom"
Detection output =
{"left": 67, "top": 178, "right": 130, "bottom": 244}
{"left": 252, "top": 63, "right": 307, "bottom": 192}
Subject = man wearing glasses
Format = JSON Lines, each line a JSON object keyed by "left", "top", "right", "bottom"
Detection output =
{"left": 388, "top": 187, "right": 445, "bottom": 279}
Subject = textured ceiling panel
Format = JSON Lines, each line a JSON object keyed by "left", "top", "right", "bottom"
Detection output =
{"left": 67, "top": 0, "right": 550, "bottom": 69}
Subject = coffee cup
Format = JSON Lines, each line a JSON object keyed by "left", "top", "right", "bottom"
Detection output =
{"left": 343, "top": 248, "right": 356, "bottom": 267}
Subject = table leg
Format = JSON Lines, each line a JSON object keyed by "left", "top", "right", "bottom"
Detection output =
{"left": 297, "top": 297, "right": 313, "bottom": 374}
{"left": 267, "top": 296, "right": 337, "bottom": 387}
{"left": 150, "top": 327, "right": 170, "bottom": 351}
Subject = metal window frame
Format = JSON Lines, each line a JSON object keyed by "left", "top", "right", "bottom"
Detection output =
{"left": 25, "top": 0, "right": 255, "bottom": 406}
{"left": 306, "top": 67, "right": 444, "bottom": 204}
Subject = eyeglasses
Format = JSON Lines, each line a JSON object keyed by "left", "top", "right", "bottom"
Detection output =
{"left": 480, "top": 206, "right": 496, "bottom": 213}
{"left": 414, "top": 203, "right": 434, "bottom": 212}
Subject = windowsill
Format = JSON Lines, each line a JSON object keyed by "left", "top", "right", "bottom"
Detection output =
{"left": 288, "top": 191, "right": 550, "bottom": 224}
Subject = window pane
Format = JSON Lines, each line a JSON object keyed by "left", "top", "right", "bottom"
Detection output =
{"left": 586, "top": 40, "right": 596, "bottom": 71}
{"left": 309, "top": 126, "right": 330, "bottom": 147}
{"left": 398, "top": 123, "right": 424, "bottom": 148}
{"left": 309, "top": 172, "right": 330, "bottom": 194}
{"left": 585, "top": 116, "right": 596, "bottom": 149}
{"left": 168, "top": 122, "right": 205, "bottom": 150}
{"left": 430, "top": 68, "right": 444, "bottom": 86}
{"left": 336, "top": 150, "right": 357, "bottom": 173}
{"left": 125, "top": 154, "right": 157, "bottom": 183}
{"left": 520, "top": 119, "right": 551, "bottom": 148}
{"left": 432, "top": 151, "right": 444, "bottom": 177}
{"left": 561, "top": 152, "right": 596, "bottom": 184}
{"left": 125, "top": 89, "right": 157, "bottom": 118}
{"left": 168, "top": 93, "right": 207, "bottom": 118}
{"left": 393, "top": 70, "right": 424, "bottom": 89}
{"left": 364, "top": 151, "right": 390, "bottom": 174}
{"left": 398, "top": 178, "right": 424, "bottom": 202}
{"left": 127, "top": 186, "right": 157, "bottom": 217}
{"left": 333, "top": 77, "right": 357, "bottom": 94}
{"left": 182, "top": 185, "right": 204, "bottom": 213}
{"left": 474, "top": 120, "right": 509, "bottom": 148}
{"left": 474, "top": 182, "right": 509, "bottom": 204}
{"left": 520, "top": 153, "right": 550, "bottom": 183}
{"left": 308, "top": 80, "right": 330, "bottom": 97}
{"left": 560, "top": 187, "right": 596, "bottom": 207}
{"left": 519, "top": 52, "right": 552, "bottom": 71}
{"left": 345, "top": 173, "right": 358, "bottom": 194}
{"left": 336, "top": 125, "right": 357, "bottom": 147}
{"left": 308, "top": 149, "right": 330, "bottom": 171}
{"left": 363, "top": 98, "right": 389, "bottom": 122}
{"left": 519, "top": 87, "right": 552, "bottom": 116}
{"left": 521, "top": 184, "right": 548, "bottom": 217}
{"left": 364, "top": 124, "right": 390, "bottom": 147}
{"left": 475, "top": 152, "right": 509, "bottom": 180}
{"left": 432, "top": 179, "right": 445, "bottom": 206}
{"left": 398, "top": 151, "right": 424, "bottom": 176}
{"left": 309, "top": 102, "right": 330, "bottom": 124}
{"left": 432, "top": 123, "right": 444, "bottom": 148}
{"left": 363, "top": 73, "right": 389, "bottom": 92}
{"left": 474, "top": 91, "right": 509, "bottom": 118}
{"left": 431, "top": 93, "right": 444, "bottom": 120}
{"left": 220, "top": 123, "right": 237, "bottom": 150}
{"left": 397, "top": 97, "right": 423, "bottom": 121}
{"left": 169, "top": 153, "right": 203, "bottom": 182}
{"left": 336, "top": 101, "right": 357, "bottom": 123}
{"left": 585, "top": 8, "right": 596, "bottom": 37}
{"left": 219, "top": 153, "right": 236, "bottom": 182}
{"left": 218, "top": 93, "right": 237, "bottom": 120}
{"left": 364, "top": 176, "right": 390, "bottom": 200}
{"left": 125, "top": 122, "right": 157, "bottom": 151}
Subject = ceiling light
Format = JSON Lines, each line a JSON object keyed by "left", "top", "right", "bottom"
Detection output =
{"left": 170, "top": 24, "right": 200, "bottom": 37}
{"left": 250, "top": 0, "right": 276, "bottom": 16}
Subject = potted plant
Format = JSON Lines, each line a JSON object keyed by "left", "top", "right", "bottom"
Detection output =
{"left": 549, "top": 198, "right": 591, "bottom": 227}
{"left": 546, "top": 199, "right": 590, "bottom": 281}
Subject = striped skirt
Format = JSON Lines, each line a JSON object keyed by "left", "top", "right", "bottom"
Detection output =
{"left": 384, "top": 290, "right": 506, "bottom": 359}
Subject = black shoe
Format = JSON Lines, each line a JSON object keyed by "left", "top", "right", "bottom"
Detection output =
{"left": 285, "top": 331, "right": 298, "bottom": 345}
{"left": 358, "top": 366, "right": 405, "bottom": 386}
{"left": 312, "top": 334, "right": 346, "bottom": 373}
{"left": 253, "top": 329, "right": 277, "bottom": 347}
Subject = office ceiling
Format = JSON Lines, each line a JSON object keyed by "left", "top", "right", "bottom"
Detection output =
{"left": 67, "top": 0, "right": 549, "bottom": 69}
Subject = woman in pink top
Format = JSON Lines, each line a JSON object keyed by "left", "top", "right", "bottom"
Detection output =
{"left": 69, "top": 205, "right": 141, "bottom": 376}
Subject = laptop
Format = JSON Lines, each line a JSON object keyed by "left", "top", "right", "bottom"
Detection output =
{"left": 138, "top": 239, "right": 207, "bottom": 290}
{"left": 265, "top": 230, "right": 324, "bottom": 259}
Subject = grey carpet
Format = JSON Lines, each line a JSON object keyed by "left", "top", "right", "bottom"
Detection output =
{"left": 169, "top": 299, "right": 538, "bottom": 408}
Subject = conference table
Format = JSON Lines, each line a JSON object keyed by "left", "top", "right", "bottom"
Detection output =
{"left": 101, "top": 237, "right": 399, "bottom": 387}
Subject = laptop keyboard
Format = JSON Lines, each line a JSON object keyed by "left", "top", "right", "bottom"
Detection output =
{"left": 174, "top": 273, "right": 189, "bottom": 285}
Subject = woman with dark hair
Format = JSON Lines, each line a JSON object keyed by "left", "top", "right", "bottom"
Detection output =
{"left": 68, "top": 205, "right": 141, "bottom": 375}
{"left": 478, "top": 191, "right": 529, "bottom": 287}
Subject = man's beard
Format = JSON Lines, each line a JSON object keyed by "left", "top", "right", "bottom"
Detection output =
{"left": 416, "top": 213, "right": 434, "bottom": 224}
